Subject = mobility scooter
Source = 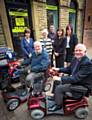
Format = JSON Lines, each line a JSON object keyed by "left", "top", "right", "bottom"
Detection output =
{"left": 0, "top": 47, "right": 29, "bottom": 111}
{"left": 0, "top": 47, "right": 21, "bottom": 83}
{"left": 1, "top": 68, "right": 29, "bottom": 111}
{"left": 28, "top": 68, "right": 90, "bottom": 120}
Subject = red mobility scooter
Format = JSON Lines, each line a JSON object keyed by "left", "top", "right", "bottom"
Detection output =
{"left": 1, "top": 67, "right": 29, "bottom": 111}
{"left": 0, "top": 47, "right": 21, "bottom": 83}
{"left": 28, "top": 68, "right": 90, "bottom": 120}
{"left": 0, "top": 47, "right": 29, "bottom": 111}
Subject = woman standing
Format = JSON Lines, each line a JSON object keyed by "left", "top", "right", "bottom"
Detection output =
{"left": 65, "top": 25, "right": 78, "bottom": 66}
{"left": 40, "top": 29, "right": 53, "bottom": 64}
{"left": 21, "top": 28, "right": 34, "bottom": 65}
{"left": 53, "top": 28, "right": 66, "bottom": 68}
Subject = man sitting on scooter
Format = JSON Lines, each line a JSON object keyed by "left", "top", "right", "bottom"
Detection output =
{"left": 49, "top": 43, "right": 92, "bottom": 111}
{"left": 26, "top": 41, "right": 50, "bottom": 93}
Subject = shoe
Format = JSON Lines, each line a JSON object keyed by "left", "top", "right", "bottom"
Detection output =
{"left": 48, "top": 96, "right": 54, "bottom": 101}
{"left": 48, "top": 104, "right": 61, "bottom": 111}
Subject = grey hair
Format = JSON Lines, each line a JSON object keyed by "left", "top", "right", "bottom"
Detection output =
{"left": 34, "top": 41, "right": 42, "bottom": 47}
{"left": 75, "top": 43, "right": 87, "bottom": 52}
{"left": 41, "top": 29, "right": 48, "bottom": 35}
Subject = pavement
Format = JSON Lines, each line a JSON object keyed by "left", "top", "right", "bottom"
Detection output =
{"left": 0, "top": 90, "right": 92, "bottom": 120}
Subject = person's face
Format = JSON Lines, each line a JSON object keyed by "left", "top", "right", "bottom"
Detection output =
{"left": 50, "top": 26, "right": 55, "bottom": 33}
{"left": 57, "top": 30, "right": 63, "bottom": 37}
{"left": 74, "top": 46, "right": 86, "bottom": 59}
{"left": 42, "top": 32, "right": 47, "bottom": 38}
{"left": 25, "top": 32, "right": 30, "bottom": 38}
{"left": 34, "top": 44, "right": 42, "bottom": 54}
{"left": 66, "top": 27, "right": 72, "bottom": 36}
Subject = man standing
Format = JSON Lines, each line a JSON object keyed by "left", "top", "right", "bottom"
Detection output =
{"left": 49, "top": 43, "right": 92, "bottom": 111}
{"left": 48, "top": 25, "right": 56, "bottom": 67}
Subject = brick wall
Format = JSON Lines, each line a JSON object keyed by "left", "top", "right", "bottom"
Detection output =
{"left": 32, "top": 1, "right": 47, "bottom": 40}
{"left": 83, "top": 0, "right": 92, "bottom": 47}
{"left": 59, "top": 0, "right": 85, "bottom": 42}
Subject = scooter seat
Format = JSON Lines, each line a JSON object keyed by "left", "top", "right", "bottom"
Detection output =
{"left": 65, "top": 86, "right": 88, "bottom": 100}
{"left": 70, "top": 86, "right": 88, "bottom": 93}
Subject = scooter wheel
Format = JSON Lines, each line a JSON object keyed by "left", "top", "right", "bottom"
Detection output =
{"left": 7, "top": 99, "right": 20, "bottom": 111}
{"left": 30, "top": 109, "right": 45, "bottom": 120}
{"left": 75, "top": 107, "right": 89, "bottom": 119}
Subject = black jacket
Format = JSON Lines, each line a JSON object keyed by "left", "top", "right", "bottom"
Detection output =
{"left": 59, "top": 56, "right": 92, "bottom": 89}
{"left": 53, "top": 37, "right": 66, "bottom": 55}
{"left": 65, "top": 34, "right": 78, "bottom": 54}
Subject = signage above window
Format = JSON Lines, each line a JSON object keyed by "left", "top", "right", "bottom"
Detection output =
{"left": 46, "top": 5, "right": 58, "bottom": 10}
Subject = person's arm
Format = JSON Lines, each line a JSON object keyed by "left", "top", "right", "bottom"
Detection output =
{"left": 59, "top": 66, "right": 71, "bottom": 74}
{"left": 31, "top": 52, "right": 50, "bottom": 72}
{"left": 73, "top": 34, "right": 78, "bottom": 46}
{"left": 31, "top": 38, "right": 34, "bottom": 51}
{"left": 21, "top": 39, "right": 29, "bottom": 56}
{"left": 61, "top": 63, "right": 92, "bottom": 84}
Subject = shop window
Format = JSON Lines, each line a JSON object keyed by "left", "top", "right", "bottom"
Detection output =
{"left": 69, "top": 0, "right": 78, "bottom": 33}
{"left": 47, "top": 0, "right": 59, "bottom": 30}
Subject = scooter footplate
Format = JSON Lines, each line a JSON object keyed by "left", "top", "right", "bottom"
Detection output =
{"left": 46, "top": 96, "right": 64, "bottom": 115}
{"left": 47, "top": 108, "right": 64, "bottom": 115}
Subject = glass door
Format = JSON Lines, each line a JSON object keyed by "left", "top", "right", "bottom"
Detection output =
{"left": 69, "top": 10, "right": 76, "bottom": 33}
{"left": 47, "top": 10, "right": 58, "bottom": 30}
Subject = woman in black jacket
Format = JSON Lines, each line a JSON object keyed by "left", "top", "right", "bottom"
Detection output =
{"left": 53, "top": 28, "right": 66, "bottom": 68}
{"left": 65, "top": 24, "right": 78, "bottom": 66}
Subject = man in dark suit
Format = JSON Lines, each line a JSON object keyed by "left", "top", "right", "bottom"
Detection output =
{"left": 49, "top": 43, "right": 92, "bottom": 111}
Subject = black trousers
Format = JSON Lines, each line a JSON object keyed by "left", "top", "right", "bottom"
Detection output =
{"left": 54, "top": 84, "right": 87, "bottom": 106}
{"left": 55, "top": 84, "right": 71, "bottom": 105}
{"left": 55, "top": 55, "right": 64, "bottom": 68}
{"left": 51, "top": 50, "right": 54, "bottom": 67}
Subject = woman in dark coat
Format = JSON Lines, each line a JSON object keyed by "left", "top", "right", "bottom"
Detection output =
{"left": 53, "top": 28, "right": 66, "bottom": 68}
{"left": 65, "top": 24, "right": 78, "bottom": 66}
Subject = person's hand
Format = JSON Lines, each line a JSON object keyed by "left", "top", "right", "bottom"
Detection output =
{"left": 54, "top": 52, "right": 59, "bottom": 56}
{"left": 52, "top": 67, "right": 59, "bottom": 71}
{"left": 53, "top": 76, "right": 61, "bottom": 81}
{"left": 25, "top": 66, "right": 31, "bottom": 73}
{"left": 59, "top": 73, "right": 64, "bottom": 77}
{"left": 28, "top": 53, "right": 32, "bottom": 58}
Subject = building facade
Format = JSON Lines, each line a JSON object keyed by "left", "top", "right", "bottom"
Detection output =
{"left": 0, "top": 0, "right": 85, "bottom": 57}
{"left": 83, "top": 0, "right": 92, "bottom": 48}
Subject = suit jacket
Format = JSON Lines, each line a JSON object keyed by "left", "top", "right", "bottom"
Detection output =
{"left": 59, "top": 56, "right": 92, "bottom": 89}
{"left": 21, "top": 37, "right": 34, "bottom": 58}
{"left": 53, "top": 37, "right": 66, "bottom": 55}
{"left": 65, "top": 34, "right": 78, "bottom": 56}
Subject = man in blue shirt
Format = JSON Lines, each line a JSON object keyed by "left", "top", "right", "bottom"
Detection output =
{"left": 26, "top": 41, "right": 50, "bottom": 89}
